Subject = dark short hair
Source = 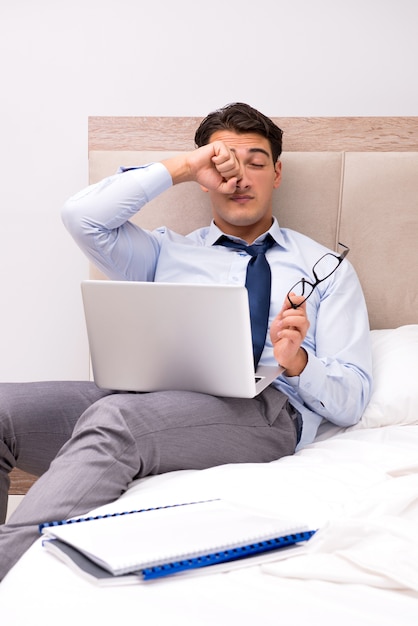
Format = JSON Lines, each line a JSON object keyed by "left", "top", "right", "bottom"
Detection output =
{"left": 194, "top": 102, "right": 283, "bottom": 163}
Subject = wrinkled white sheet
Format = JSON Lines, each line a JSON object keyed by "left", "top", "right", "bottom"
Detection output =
{"left": 1, "top": 424, "right": 418, "bottom": 625}
{"left": 263, "top": 479, "right": 418, "bottom": 591}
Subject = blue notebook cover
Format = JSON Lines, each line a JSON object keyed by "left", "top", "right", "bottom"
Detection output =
{"left": 40, "top": 499, "right": 316, "bottom": 581}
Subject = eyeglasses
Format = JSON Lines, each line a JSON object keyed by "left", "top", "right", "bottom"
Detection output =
{"left": 287, "top": 242, "right": 350, "bottom": 309}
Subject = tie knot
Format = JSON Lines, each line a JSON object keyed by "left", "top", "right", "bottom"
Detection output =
{"left": 216, "top": 234, "right": 275, "bottom": 257}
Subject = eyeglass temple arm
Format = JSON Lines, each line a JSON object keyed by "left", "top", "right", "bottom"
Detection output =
{"left": 337, "top": 242, "right": 350, "bottom": 260}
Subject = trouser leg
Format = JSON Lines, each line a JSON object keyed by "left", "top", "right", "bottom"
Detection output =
{"left": 0, "top": 381, "right": 114, "bottom": 523}
{"left": 0, "top": 386, "right": 298, "bottom": 580}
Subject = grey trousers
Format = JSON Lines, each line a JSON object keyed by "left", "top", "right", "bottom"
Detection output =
{"left": 0, "top": 381, "right": 300, "bottom": 580}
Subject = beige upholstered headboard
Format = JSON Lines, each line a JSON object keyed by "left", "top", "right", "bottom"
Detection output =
{"left": 88, "top": 116, "right": 418, "bottom": 331}
{"left": 8, "top": 116, "right": 418, "bottom": 496}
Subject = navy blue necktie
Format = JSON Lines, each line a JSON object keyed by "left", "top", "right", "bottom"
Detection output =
{"left": 216, "top": 235, "right": 275, "bottom": 368}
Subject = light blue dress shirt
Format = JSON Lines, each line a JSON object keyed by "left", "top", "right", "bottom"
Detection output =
{"left": 62, "top": 163, "right": 372, "bottom": 447}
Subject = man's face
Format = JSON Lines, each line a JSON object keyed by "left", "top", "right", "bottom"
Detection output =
{"left": 204, "top": 130, "right": 282, "bottom": 241}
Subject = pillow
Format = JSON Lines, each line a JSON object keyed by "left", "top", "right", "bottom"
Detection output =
{"left": 354, "top": 324, "right": 418, "bottom": 428}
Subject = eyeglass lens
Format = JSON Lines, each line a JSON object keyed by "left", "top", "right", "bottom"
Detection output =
{"left": 288, "top": 252, "right": 344, "bottom": 305}
{"left": 313, "top": 253, "right": 340, "bottom": 281}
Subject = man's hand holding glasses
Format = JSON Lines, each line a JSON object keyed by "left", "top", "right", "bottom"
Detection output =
{"left": 270, "top": 243, "right": 350, "bottom": 376}
{"left": 270, "top": 295, "right": 310, "bottom": 377}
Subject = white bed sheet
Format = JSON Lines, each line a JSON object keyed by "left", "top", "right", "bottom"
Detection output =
{"left": 1, "top": 424, "right": 418, "bottom": 625}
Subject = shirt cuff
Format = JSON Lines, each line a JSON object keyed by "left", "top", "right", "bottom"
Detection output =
{"left": 286, "top": 352, "right": 333, "bottom": 416}
{"left": 283, "top": 351, "right": 323, "bottom": 394}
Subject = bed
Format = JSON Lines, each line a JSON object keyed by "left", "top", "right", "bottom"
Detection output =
{"left": 2, "top": 116, "right": 418, "bottom": 624}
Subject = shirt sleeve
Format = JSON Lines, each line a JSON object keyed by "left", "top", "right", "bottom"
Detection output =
{"left": 61, "top": 163, "right": 173, "bottom": 280}
{"left": 282, "top": 259, "right": 373, "bottom": 431}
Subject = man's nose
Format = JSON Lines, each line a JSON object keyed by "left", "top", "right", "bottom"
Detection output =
{"left": 235, "top": 168, "right": 250, "bottom": 189}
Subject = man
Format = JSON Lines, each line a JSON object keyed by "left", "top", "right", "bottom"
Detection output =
{"left": 0, "top": 103, "right": 372, "bottom": 580}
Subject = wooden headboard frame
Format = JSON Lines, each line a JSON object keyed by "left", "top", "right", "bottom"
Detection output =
{"left": 88, "top": 116, "right": 418, "bottom": 152}
{"left": 9, "top": 115, "right": 418, "bottom": 497}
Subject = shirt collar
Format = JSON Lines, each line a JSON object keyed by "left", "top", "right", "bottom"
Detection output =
{"left": 206, "top": 217, "right": 286, "bottom": 248}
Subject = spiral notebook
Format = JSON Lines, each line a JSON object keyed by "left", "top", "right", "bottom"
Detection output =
{"left": 40, "top": 499, "right": 316, "bottom": 582}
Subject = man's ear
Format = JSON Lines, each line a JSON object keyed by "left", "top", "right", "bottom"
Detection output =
{"left": 273, "top": 160, "right": 282, "bottom": 189}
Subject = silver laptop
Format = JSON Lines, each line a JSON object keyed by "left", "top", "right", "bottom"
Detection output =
{"left": 81, "top": 281, "right": 283, "bottom": 398}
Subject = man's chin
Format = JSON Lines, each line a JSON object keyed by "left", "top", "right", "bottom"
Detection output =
{"left": 216, "top": 212, "right": 261, "bottom": 228}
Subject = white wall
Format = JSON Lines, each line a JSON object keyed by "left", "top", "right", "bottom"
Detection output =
{"left": 1, "top": 0, "right": 417, "bottom": 381}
